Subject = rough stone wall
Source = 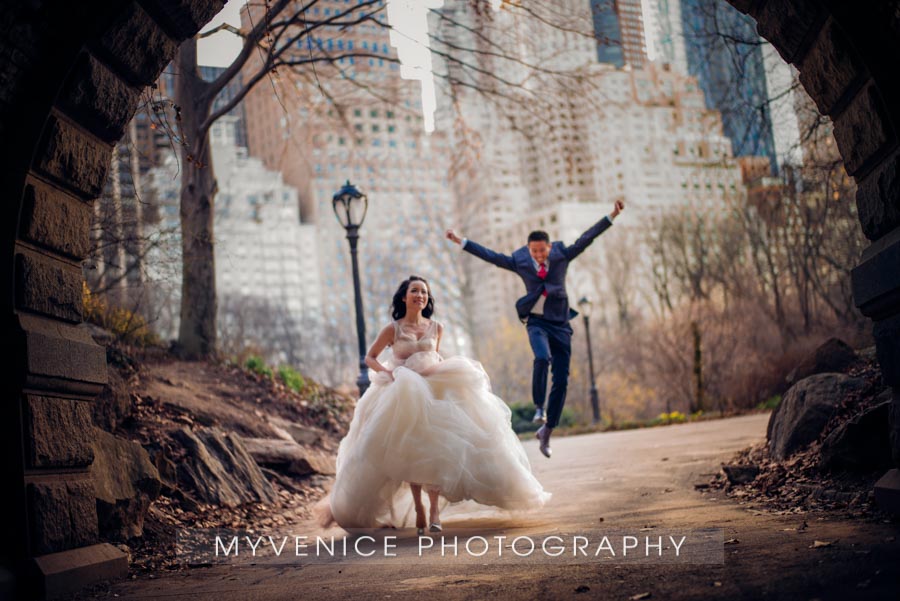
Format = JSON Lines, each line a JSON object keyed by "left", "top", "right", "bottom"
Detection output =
{"left": 0, "top": 0, "right": 897, "bottom": 597}
{"left": 0, "top": 1, "right": 224, "bottom": 598}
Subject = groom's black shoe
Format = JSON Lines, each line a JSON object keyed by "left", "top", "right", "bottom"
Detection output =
{"left": 532, "top": 406, "right": 546, "bottom": 423}
{"left": 535, "top": 425, "right": 552, "bottom": 458}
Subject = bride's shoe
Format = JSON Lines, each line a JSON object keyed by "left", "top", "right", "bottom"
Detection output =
{"left": 429, "top": 522, "right": 442, "bottom": 533}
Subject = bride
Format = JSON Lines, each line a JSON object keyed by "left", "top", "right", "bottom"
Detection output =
{"left": 322, "top": 275, "right": 551, "bottom": 535}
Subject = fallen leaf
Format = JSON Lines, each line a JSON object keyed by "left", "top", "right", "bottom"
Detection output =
{"left": 810, "top": 540, "right": 834, "bottom": 548}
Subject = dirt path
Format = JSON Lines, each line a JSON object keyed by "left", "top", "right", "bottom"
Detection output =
{"left": 75, "top": 414, "right": 900, "bottom": 600}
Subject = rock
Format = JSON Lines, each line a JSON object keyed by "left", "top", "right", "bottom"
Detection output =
{"left": 722, "top": 464, "right": 760, "bottom": 484}
{"left": 767, "top": 373, "right": 866, "bottom": 460}
{"left": 268, "top": 416, "right": 322, "bottom": 446}
{"left": 90, "top": 428, "right": 161, "bottom": 540}
{"left": 874, "top": 469, "right": 900, "bottom": 516}
{"left": 819, "top": 391, "right": 893, "bottom": 472}
{"left": 785, "top": 338, "right": 858, "bottom": 386}
{"left": 240, "top": 437, "right": 336, "bottom": 476}
{"left": 92, "top": 363, "right": 133, "bottom": 432}
{"left": 170, "top": 427, "right": 276, "bottom": 507}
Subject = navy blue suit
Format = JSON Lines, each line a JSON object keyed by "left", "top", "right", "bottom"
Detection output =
{"left": 463, "top": 216, "right": 613, "bottom": 428}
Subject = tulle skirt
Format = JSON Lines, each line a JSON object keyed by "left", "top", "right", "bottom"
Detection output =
{"left": 327, "top": 351, "right": 551, "bottom": 529}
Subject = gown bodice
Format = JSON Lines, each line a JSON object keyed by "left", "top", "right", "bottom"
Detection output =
{"left": 391, "top": 319, "right": 440, "bottom": 364}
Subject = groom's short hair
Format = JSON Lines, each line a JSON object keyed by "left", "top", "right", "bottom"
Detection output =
{"left": 528, "top": 230, "right": 550, "bottom": 244}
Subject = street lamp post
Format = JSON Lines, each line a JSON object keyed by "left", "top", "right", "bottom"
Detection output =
{"left": 578, "top": 296, "right": 600, "bottom": 424}
{"left": 333, "top": 181, "right": 370, "bottom": 397}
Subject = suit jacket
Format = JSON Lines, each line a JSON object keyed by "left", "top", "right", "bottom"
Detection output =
{"left": 463, "top": 216, "right": 613, "bottom": 323}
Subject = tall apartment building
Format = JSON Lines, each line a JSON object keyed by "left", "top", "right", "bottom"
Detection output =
{"left": 240, "top": 0, "right": 469, "bottom": 357}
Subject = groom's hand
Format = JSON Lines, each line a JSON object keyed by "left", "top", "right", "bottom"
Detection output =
{"left": 611, "top": 200, "right": 624, "bottom": 218}
{"left": 445, "top": 229, "right": 462, "bottom": 245}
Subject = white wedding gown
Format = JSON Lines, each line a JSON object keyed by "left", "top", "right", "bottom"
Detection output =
{"left": 328, "top": 319, "right": 551, "bottom": 529}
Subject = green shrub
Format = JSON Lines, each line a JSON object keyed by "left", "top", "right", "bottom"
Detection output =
{"left": 245, "top": 355, "right": 273, "bottom": 379}
{"left": 757, "top": 394, "right": 781, "bottom": 411}
{"left": 278, "top": 365, "right": 306, "bottom": 393}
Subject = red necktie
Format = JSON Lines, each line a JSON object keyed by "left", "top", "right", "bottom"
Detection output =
{"left": 538, "top": 263, "right": 548, "bottom": 297}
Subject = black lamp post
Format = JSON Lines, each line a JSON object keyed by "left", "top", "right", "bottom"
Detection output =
{"left": 333, "top": 180, "right": 370, "bottom": 396}
{"left": 578, "top": 296, "right": 600, "bottom": 424}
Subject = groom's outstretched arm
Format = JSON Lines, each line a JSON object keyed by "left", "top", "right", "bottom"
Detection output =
{"left": 445, "top": 229, "right": 516, "bottom": 271}
{"left": 562, "top": 200, "right": 625, "bottom": 261}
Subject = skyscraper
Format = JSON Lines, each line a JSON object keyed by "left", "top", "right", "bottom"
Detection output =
{"left": 644, "top": 0, "right": 688, "bottom": 72}
{"left": 590, "top": 0, "right": 648, "bottom": 68}
{"left": 240, "top": 0, "right": 470, "bottom": 360}
{"left": 680, "top": 0, "right": 778, "bottom": 172}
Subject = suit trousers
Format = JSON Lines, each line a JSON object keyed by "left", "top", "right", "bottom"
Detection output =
{"left": 526, "top": 315, "right": 573, "bottom": 429}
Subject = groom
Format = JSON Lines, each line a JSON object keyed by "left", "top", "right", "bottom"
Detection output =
{"left": 446, "top": 200, "right": 624, "bottom": 458}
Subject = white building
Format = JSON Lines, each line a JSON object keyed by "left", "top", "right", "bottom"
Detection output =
{"left": 145, "top": 115, "right": 321, "bottom": 365}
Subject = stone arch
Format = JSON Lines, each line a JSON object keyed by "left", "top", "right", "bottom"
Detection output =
{"left": 0, "top": 0, "right": 897, "bottom": 598}
{"left": 723, "top": 1, "right": 900, "bottom": 472}
{"left": 0, "top": 1, "right": 223, "bottom": 598}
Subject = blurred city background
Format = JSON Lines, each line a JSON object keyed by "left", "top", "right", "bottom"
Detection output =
{"left": 84, "top": 0, "right": 867, "bottom": 427}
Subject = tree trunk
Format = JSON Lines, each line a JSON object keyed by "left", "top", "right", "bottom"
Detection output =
{"left": 175, "top": 38, "right": 218, "bottom": 359}
{"left": 691, "top": 320, "right": 703, "bottom": 414}
{"left": 128, "top": 118, "right": 145, "bottom": 287}
{"left": 110, "top": 145, "right": 127, "bottom": 307}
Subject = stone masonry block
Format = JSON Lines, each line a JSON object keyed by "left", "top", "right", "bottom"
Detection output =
{"left": 856, "top": 152, "right": 900, "bottom": 241}
{"left": 833, "top": 81, "right": 894, "bottom": 177}
{"left": 755, "top": 0, "right": 826, "bottom": 64}
{"left": 15, "top": 250, "right": 83, "bottom": 323}
{"left": 20, "top": 179, "right": 93, "bottom": 259}
{"left": 96, "top": 2, "right": 179, "bottom": 87}
{"left": 799, "top": 19, "right": 865, "bottom": 116}
{"left": 26, "top": 395, "right": 95, "bottom": 469}
{"left": 28, "top": 479, "right": 98, "bottom": 556}
{"left": 36, "top": 115, "right": 112, "bottom": 200}
{"left": 57, "top": 52, "right": 141, "bottom": 144}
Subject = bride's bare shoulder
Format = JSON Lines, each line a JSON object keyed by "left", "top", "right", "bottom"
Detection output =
{"left": 377, "top": 321, "right": 397, "bottom": 341}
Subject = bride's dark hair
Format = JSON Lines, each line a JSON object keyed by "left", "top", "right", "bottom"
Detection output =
{"left": 391, "top": 275, "right": 435, "bottom": 320}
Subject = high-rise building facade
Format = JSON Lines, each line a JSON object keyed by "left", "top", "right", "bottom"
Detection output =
{"left": 240, "top": 0, "right": 470, "bottom": 360}
{"left": 644, "top": 0, "right": 688, "bottom": 72}
{"left": 680, "top": 0, "right": 778, "bottom": 171}
{"left": 590, "top": 0, "right": 648, "bottom": 68}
